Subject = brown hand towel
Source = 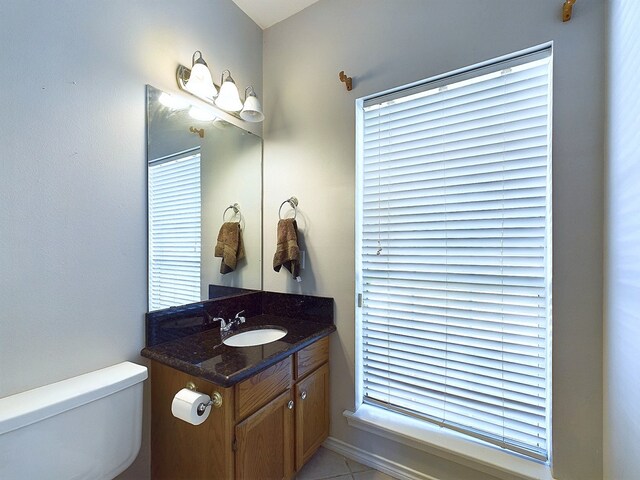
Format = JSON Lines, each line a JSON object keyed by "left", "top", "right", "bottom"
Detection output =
{"left": 273, "top": 218, "right": 301, "bottom": 279}
{"left": 214, "top": 222, "right": 245, "bottom": 274}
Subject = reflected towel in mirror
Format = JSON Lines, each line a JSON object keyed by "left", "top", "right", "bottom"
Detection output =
{"left": 273, "top": 218, "right": 301, "bottom": 280}
{"left": 215, "top": 222, "right": 245, "bottom": 274}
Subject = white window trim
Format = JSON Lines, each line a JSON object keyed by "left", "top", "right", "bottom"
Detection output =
{"left": 343, "top": 404, "right": 555, "bottom": 480}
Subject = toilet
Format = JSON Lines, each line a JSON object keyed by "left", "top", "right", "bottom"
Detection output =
{"left": 0, "top": 361, "right": 147, "bottom": 480}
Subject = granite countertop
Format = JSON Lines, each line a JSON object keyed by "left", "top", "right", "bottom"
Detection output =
{"left": 141, "top": 314, "right": 335, "bottom": 387}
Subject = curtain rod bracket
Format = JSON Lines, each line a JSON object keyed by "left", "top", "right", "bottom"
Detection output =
{"left": 562, "top": 0, "right": 576, "bottom": 22}
{"left": 189, "top": 126, "right": 204, "bottom": 138}
{"left": 339, "top": 71, "right": 353, "bottom": 91}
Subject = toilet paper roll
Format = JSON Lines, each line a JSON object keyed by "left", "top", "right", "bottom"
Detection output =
{"left": 171, "top": 388, "right": 211, "bottom": 425}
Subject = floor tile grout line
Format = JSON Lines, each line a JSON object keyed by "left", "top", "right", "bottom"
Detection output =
{"left": 315, "top": 473, "right": 355, "bottom": 480}
{"left": 345, "top": 457, "right": 373, "bottom": 476}
{"left": 296, "top": 446, "right": 382, "bottom": 480}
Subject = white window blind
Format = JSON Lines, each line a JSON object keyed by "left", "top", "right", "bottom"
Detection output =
{"left": 357, "top": 47, "right": 552, "bottom": 461}
{"left": 148, "top": 149, "right": 202, "bottom": 311}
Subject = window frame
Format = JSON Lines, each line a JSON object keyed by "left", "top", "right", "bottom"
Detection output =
{"left": 354, "top": 43, "right": 553, "bottom": 465}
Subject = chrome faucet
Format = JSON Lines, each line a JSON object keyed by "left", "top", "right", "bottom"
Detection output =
{"left": 220, "top": 310, "right": 246, "bottom": 332}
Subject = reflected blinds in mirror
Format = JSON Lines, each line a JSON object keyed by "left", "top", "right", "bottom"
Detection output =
{"left": 148, "top": 149, "right": 202, "bottom": 311}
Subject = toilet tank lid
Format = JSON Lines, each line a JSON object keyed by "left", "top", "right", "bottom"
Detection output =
{"left": 0, "top": 361, "right": 147, "bottom": 435}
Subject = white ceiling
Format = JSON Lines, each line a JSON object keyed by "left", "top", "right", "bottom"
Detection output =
{"left": 232, "top": 0, "right": 321, "bottom": 29}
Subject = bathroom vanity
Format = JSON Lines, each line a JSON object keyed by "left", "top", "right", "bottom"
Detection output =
{"left": 141, "top": 291, "right": 335, "bottom": 479}
{"left": 144, "top": 85, "right": 332, "bottom": 479}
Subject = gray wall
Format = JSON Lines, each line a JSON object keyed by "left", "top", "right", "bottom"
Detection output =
{"left": 605, "top": 0, "right": 640, "bottom": 479}
{"left": 0, "top": 1, "right": 261, "bottom": 477}
{"left": 263, "top": 0, "right": 605, "bottom": 478}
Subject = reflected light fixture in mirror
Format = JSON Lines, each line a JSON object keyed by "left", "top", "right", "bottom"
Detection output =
{"left": 158, "top": 92, "right": 189, "bottom": 110}
{"left": 157, "top": 90, "right": 218, "bottom": 122}
{"left": 176, "top": 50, "right": 264, "bottom": 123}
{"left": 189, "top": 105, "right": 216, "bottom": 121}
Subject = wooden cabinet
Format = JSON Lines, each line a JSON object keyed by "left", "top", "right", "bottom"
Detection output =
{"left": 293, "top": 337, "right": 330, "bottom": 470}
{"left": 295, "top": 336, "right": 329, "bottom": 380}
{"left": 295, "top": 363, "right": 329, "bottom": 470}
{"left": 235, "top": 358, "right": 295, "bottom": 480}
{"left": 235, "top": 389, "right": 294, "bottom": 480}
{"left": 150, "top": 362, "right": 235, "bottom": 480}
{"left": 150, "top": 336, "right": 330, "bottom": 479}
{"left": 235, "top": 357, "right": 292, "bottom": 421}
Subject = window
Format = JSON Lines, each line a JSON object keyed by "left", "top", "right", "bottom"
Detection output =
{"left": 356, "top": 46, "right": 552, "bottom": 461}
{"left": 148, "top": 149, "right": 202, "bottom": 311}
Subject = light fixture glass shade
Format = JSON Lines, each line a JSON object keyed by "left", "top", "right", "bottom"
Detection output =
{"left": 240, "top": 92, "right": 264, "bottom": 122}
{"left": 185, "top": 51, "right": 217, "bottom": 100}
{"left": 212, "top": 118, "right": 232, "bottom": 130}
{"left": 215, "top": 71, "right": 243, "bottom": 112}
{"left": 158, "top": 92, "right": 188, "bottom": 110}
{"left": 188, "top": 105, "right": 216, "bottom": 121}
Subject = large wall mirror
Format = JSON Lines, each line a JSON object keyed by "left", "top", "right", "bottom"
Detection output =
{"left": 146, "top": 85, "right": 262, "bottom": 312}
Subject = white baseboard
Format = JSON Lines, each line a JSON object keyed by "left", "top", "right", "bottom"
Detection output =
{"left": 322, "top": 436, "right": 440, "bottom": 480}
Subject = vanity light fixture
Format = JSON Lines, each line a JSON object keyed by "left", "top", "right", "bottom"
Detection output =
{"left": 240, "top": 86, "right": 265, "bottom": 123}
{"left": 176, "top": 50, "right": 264, "bottom": 122}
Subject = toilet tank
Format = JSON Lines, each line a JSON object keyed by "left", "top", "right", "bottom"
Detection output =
{"left": 0, "top": 361, "right": 147, "bottom": 480}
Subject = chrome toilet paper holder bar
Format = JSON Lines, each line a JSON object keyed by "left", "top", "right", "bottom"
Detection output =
{"left": 185, "top": 381, "right": 223, "bottom": 414}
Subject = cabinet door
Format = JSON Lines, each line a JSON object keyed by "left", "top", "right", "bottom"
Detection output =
{"left": 235, "top": 389, "right": 294, "bottom": 480}
{"left": 295, "top": 363, "right": 330, "bottom": 470}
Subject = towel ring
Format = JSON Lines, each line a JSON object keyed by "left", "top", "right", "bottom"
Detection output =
{"left": 278, "top": 197, "right": 298, "bottom": 220}
{"left": 223, "top": 203, "right": 242, "bottom": 223}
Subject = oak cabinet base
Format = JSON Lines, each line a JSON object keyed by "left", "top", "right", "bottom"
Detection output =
{"left": 150, "top": 362, "right": 235, "bottom": 480}
{"left": 150, "top": 337, "right": 330, "bottom": 479}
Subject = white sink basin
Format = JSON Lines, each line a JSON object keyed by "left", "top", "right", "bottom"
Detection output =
{"left": 223, "top": 327, "right": 288, "bottom": 347}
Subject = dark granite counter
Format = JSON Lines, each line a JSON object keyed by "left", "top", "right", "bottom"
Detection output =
{"left": 141, "top": 292, "right": 335, "bottom": 387}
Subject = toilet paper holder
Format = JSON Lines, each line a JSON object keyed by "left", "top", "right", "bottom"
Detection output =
{"left": 186, "top": 381, "right": 223, "bottom": 414}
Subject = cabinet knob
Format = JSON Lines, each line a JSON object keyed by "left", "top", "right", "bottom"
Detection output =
{"left": 300, "top": 391, "right": 307, "bottom": 400}
{"left": 287, "top": 400, "right": 294, "bottom": 410}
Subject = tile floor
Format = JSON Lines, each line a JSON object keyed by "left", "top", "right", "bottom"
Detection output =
{"left": 295, "top": 447, "right": 397, "bottom": 480}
